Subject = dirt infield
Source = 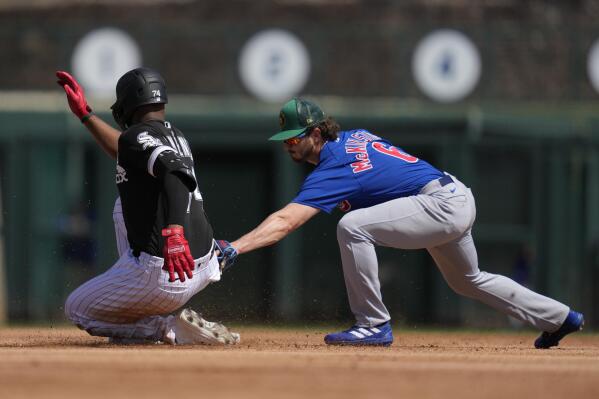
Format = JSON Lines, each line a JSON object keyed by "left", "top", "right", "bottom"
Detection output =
{"left": 1, "top": 326, "right": 598, "bottom": 399}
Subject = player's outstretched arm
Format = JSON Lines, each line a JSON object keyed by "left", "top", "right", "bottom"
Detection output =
{"left": 232, "top": 202, "right": 319, "bottom": 255}
{"left": 56, "top": 71, "right": 120, "bottom": 159}
{"left": 81, "top": 115, "right": 121, "bottom": 160}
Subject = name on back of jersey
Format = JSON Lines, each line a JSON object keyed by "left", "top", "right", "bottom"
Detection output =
{"left": 345, "top": 130, "right": 381, "bottom": 174}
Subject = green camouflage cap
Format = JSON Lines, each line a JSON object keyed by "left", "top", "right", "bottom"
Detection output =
{"left": 269, "top": 97, "right": 326, "bottom": 141}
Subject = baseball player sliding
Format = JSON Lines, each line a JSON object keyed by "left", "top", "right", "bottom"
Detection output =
{"left": 219, "top": 97, "right": 584, "bottom": 348}
{"left": 56, "top": 68, "right": 239, "bottom": 345}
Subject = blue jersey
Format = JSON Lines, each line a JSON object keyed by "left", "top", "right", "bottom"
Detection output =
{"left": 292, "top": 130, "right": 444, "bottom": 213}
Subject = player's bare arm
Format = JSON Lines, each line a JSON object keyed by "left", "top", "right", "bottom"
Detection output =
{"left": 81, "top": 116, "right": 120, "bottom": 159}
{"left": 232, "top": 202, "right": 319, "bottom": 255}
{"left": 56, "top": 71, "right": 120, "bottom": 159}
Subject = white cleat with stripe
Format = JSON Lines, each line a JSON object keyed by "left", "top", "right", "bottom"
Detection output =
{"left": 165, "top": 308, "right": 241, "bottom": 345}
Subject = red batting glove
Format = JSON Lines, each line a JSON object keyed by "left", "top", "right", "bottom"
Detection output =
{"left": 55, "top": 71, "right": 92, "bottom": 122}
{"left": 162, "top": 227, "right": 195, "bottom": 282}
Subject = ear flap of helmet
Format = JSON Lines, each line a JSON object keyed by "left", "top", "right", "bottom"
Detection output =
{"left": 111, "top": 100, "right": 127, "bottom": 130}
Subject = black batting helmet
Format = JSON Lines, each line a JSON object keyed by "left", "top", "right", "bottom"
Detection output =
{"left": 111, "top": 67, "right": 168, "bottom": 129}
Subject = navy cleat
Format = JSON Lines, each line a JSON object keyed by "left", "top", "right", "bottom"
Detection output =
{"left": 324, "top": 321, "right": 393, "bottom": 346}
{"left": 534, "top": 310, "right": 584, "bottom": 349}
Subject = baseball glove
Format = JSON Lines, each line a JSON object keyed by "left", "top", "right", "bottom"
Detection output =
{"left": 214, "top": 239, "right": 238, "bottom": 272}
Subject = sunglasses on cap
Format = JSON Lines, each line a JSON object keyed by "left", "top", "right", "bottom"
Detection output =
{"left": 284, "top": 130, "right": 309, "bottom": 146}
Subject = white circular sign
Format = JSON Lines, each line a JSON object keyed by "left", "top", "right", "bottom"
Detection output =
{"left": 412, "top": 29, "right": 481, "bottom": 102}
{"left": 71, "top": 28, "right": 142, "bottom": 98}
{"left": 587, "top": 39, "right": 599, "bottom": 94}
{"left": 239, "top": 29, "right": 311, "bottom": 103}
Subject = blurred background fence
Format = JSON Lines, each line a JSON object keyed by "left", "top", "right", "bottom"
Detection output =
{"left": 0, "top": 0, "right": 598, "bottom": 328}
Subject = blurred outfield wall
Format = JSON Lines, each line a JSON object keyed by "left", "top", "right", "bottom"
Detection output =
{"left": 2, "top": 1, "right": 599, "bottom": 100}
{"left": 0, "top": 97, "right": 598, "bottom": 328}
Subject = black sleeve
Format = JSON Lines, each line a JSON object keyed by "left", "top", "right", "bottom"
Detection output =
{"left": 162, "top": 172, "right": 191, "bottom": 226}
{"left": 153, "top": 152, "right": 197, "bottom": 192}
{"left": 118, "top": 126, "right": 197, "bottom": 192}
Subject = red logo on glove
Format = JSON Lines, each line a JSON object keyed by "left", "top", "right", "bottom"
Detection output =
{"left": 167, "top": 245, "right": 185, "bottom": 254}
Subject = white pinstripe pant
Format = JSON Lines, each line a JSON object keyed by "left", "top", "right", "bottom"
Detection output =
{"left": 64, "top": 198, "right": 221, "bottom": 341}
{"left": 112, "top": 197, "right": 130, "bottom": 258}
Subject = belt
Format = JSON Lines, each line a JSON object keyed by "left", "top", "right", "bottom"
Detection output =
{"left": 133, "top": 240, "right": 215, "bottom": 265}
{"left": 419, "top": 174, "right": 455, "bottom": 195}
{"left": 438, "top": 174, "right": 454, "bottom": 186}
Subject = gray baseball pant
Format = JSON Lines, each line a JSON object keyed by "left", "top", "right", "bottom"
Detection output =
{"left": 336, "top": 175, "right": 569, "bottom": 332}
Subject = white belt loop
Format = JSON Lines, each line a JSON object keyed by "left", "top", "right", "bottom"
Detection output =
{"left": 419, "top": 179, "right": 442, "bottom": 195}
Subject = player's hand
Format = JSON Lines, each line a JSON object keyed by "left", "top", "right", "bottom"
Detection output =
{"left": 55, "top": 71, "right": 92, "bottom": 121}
{"left": 162, "top": 226, "right": 195, "bottom": 282}
{"left": 214, "top": 239, "right": 238, "bottom": 272}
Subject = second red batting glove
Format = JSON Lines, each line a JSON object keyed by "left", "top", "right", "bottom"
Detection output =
{"left": 55, "top": 71, "right": 93, "bottom": 122}
{"left": 162, "top": 227, "right": 195, "bottom": 282}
